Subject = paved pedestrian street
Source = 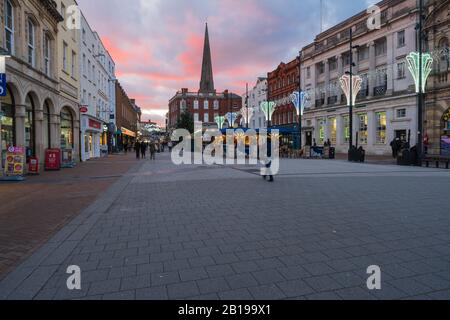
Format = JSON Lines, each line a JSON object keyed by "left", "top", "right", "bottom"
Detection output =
{"left": 1, "top": 153, "right": 450, "bottom": 300}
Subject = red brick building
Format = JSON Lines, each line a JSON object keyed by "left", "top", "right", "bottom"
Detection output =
{"left": 268, "top": 57, "right": 300, "bottom": 127}
{"left": 168, "top": 23, "right": 242, "bottom": 128}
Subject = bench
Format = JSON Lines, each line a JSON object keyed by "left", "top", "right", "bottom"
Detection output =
{"left": 424, "top": 156, "right": 450, "bottom": 169}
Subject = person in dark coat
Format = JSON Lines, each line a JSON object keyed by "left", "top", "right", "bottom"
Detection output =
{"left": 150, "top": 142, "right": 156, "bottom": 160}
{"left": 123, "top": 142, "right": 128, "bottom": 154}
{"left": 135, "top": 141, "right": 141, "bottom": 159}
{"left": 140, "top": 142, "right": 147, "bottom": 159}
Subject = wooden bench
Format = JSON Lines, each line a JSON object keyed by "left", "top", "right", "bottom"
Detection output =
{"left": 424, "top": 156, "right": 450, "bottom": 169}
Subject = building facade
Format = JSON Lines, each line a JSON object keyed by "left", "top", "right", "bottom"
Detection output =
{"left": 424, "top": 0, "right": 450, "bottom": 156}
{"left": 268, "top": 58, "right": 300, "bottom": 128}
{"left": 1, "top": 0, "right": 82, "bottom": 171}
{"left": 246, "top": 77, "right": 267, "bottom": 129}
{"left": 168, "top": 23, "right": 242, "bottom": 129}
{"left": 115, "top": 81, "right": 139, "bottom": 149}
{"left": 300, "top": 0, "right": 418, "bottom": 155}
{"left": 78, "top": 12, "right": 115, "bottom": 161}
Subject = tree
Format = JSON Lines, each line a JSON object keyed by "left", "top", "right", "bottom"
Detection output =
{"left": 176, "top": 111, "right": 194, "bottom": 133}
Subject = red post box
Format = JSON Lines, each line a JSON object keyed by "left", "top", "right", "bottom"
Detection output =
{"left": 45, "top": 149, "right": 61, "bottom": 171}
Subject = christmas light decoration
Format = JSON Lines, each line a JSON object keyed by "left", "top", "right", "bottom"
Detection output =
{"left": 340, "top": 74, "right": 362, "bottom": 106}
{"left": 406, "top": 52, "right": 434, "bottom": 93}
{"left": 290, "top": 91, "right": 309, "bottom": 116}
{"left": 214, "top": 115, "right": 226, "bottom": 130}
{"left": 260, "top": 101, "right": 276, "bottom": 122}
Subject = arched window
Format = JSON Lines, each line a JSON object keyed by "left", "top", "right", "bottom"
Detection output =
{"left": 60, "top": 107, "right": 74, "bottom": 150}
{"left": 439, "top": 38, "right": 449, "bottom": 72}
{"left": 27, "top": 18, "right": 35, "bottom": 66}
{"left": 43, "top": 34, "right": 51, "bottom": 76}
{"left": 4, "top": 0, "right": 14, "bottom": 54}
{"left": 25, "top": 94, "right": 36, "bottom": 158}
{"left": 1, "top": 86, "right": 15, "bottom": 166}
{"left": 43, "top": 101, "right": 51, "bottom": 149}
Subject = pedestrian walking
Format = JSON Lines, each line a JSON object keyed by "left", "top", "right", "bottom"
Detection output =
{"left": 150, "top": 142, "right": 156, "bottom": 160}
{"left": 168, "top": 141, "right": 173, "bottom": 153}
{"left": 140, "top": 142, "right": 147, "bottom": 159}
{"left": 123, "top": 142, "right": 128, "bottom": 154}
{"left": 135, "top": 141, "right": 141, "bottom": 159}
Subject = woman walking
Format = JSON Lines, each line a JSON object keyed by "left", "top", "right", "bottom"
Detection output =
{"left": 135, "top": 141, "right": 141, "bottom": 160}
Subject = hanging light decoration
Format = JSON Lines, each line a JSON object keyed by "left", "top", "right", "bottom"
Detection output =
{"left": 339, "top": 74, "right": 362, "bottom": 106}
{"left": 225, "top": 112, "right": 239, "bottom": 128}
{"left": 260, "top": 101, "right": 276, "bottom": 122}
{"left": 406, "top": 52, "right": 434, "bottom": 93}
{"left": 214, "top": 115, "right": 226, "bottom": 130}
{"left": 290, "top": 91, "right": 309, "bottom": 116}
{"left": 239, "top": 106, "right": 253, "bottom": 126}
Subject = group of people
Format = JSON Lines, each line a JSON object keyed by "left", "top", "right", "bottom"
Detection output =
{"left": 390, "top": 138, "right": 409, "bottom": 159}
{"left": 134, "top": 141, "right": 157, "bottom": 160}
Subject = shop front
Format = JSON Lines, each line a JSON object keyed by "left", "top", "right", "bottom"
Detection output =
{"left": 120, "top": 126, "right": 136, "bottom": 150}
{"left": 1, "top": 86, "right": 15, "bottom": 168}
{"left": 442, "top": 108, "right": 450, "bottom": 156}
{"left": 81, "top": 115, "right": 103, "bottom": 161}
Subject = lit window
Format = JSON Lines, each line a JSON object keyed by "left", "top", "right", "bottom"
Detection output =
{"left": 376, "top": 112, "right": 387, "bottom": 144}
{"left": 358, "top": 114, "right": 368, "bottom": 144}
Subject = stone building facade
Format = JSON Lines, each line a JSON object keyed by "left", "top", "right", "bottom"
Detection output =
{"left": 300, "top": 0, "right": 418, "bottom": 155}
{"left": 0, "top": 0, "right": 80, "bottom": 170}
{"left": 246, "top": 77, "right": 267, "bottom": 129}
{"left": 424, "top": 0, "right": 450, "bottom": 156}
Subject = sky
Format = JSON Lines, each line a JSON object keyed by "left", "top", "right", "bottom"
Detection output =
{"left": 77, "top": 0, "right": 378, "bottom": 125}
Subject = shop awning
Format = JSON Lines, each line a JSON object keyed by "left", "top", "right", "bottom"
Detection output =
{"left": 121, "top": 127, "right": 136, "bottom": 138}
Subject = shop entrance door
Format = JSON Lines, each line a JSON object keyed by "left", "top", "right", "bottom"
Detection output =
{"left": 305, "top": 131, "right": 313, "bottom": 146}
{"left": 89, "top": 134, "right": 94, "bottom": 158}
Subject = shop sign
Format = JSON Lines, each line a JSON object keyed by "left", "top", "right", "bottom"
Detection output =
{"left": 0, "top": 73, "right": 6, "bottom": 97}
{"left": 4, "top": 146, "right": 25, "bottom": 176}
{"left": 89, "top": 119, "right": 101, "bottom": 130}
{"left": 121, "top": 127, "right": 136, "bottom": 138}
{"left": 79, "top": 105, "right": 88, "bottom": 113}
{"left": 28, "top": 157, "right": 39, "bottom": 175}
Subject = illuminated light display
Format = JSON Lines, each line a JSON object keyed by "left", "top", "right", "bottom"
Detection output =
{"left": 260, "top": 101, "right": 276, "bottom": 122}
{"left": 239, "top": 106, "right": 253, "bottom": 126}
{"left": 340, "top": 74, "right": 362, "bottom": 106}
{"left": 406, "top": 52, "right": 434, "bottom": 93}
{"left": 214, "top": 115, "right": 226, "bottom": 130}
{"left": 225, "top": 112, "right": 239, "bottom": 128}
{"left": 290, "top": 91, "right": 309, "bottom": 116}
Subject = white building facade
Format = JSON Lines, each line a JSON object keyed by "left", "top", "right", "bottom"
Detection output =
{"left": 247, "top": 77, "right": 267, "bottom": 129}
{"left": 78, "top": 12, "right": 115, "bottom": 161}
{"left": 300, "top": 0, "right": 418, "bottom": 156}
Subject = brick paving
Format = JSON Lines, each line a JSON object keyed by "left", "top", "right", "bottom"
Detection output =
{"left": 1, "top": 153, "right": 450, "bottom": 300}
{"left": 0, "top": 153, "right": 140, "bottom": 279}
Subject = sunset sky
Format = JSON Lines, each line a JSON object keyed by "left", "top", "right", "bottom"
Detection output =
{"left": 77, "top": 0, "right": 376, "bottom": 125}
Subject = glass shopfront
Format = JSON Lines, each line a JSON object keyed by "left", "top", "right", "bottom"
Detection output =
{"left": 60, "top": 107, "right": 74, "bottom": 150}
{"left": 43, "top": 101, "right": 51, "bottom": 149}
{"left": 442, "top": 108, "right": 450, "bottom": 156}
{"left": 25, "top": 94, "right": 36, "bottom": 159}
{"left": 1, "top": 86, "right": 15, "bottom": 167}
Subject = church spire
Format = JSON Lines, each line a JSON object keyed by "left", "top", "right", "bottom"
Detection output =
{"left": 199, "top": 23, "right": 215, "bottom": 93}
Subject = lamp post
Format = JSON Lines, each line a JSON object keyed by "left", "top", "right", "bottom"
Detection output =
{"left": 298, "top": 52, "right": 302, "bottom": 150}
{"left": 246, "top": 83, "right": 249, "bottom": 128}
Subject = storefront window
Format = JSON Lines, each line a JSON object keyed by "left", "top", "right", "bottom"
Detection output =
{"left": 60, "top": 107, "right": 73, "bottom": 150}
{"left": 441, "top": 108, "right": 450, "bottom": 156}
{"left": 1, "top": 86, "right": 15, "bottom": 166}
{"left": 329, "top": 117, "right": 337, "bottom": 145}
{"left": 358, "top": 114, "right": 368, "bottom": 144}
{"left": 318, "top": 119, "right": 325, "bottom": 145}
{"left": 376, "top": 112, "right": 387, "bottom": 144}
{"left": 25, "top": 94, "right": 36, "bottom": 158}
{"left": 43, "top": 101, "right": 51, "bottom": 149}
{"left": 343, "top": 116, "right": 350, "bottom": 143}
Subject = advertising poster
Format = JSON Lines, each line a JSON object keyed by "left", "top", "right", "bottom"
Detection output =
{"left": 4, "top": 146, "right": 25, "bottom": 176}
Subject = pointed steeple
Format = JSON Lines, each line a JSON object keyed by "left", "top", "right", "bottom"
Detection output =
{"left": 199, "top": 23, "right": 215, "bottom": 93}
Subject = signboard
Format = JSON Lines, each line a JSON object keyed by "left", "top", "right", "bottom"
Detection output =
{"left": 121, "top": 127, "right": 136, "bottom": 138}
{"left": 45, "top": 149, "right": 61, "bottom": 171}
{"left": 28, "top": 157, "right": 39, "bottom": 174}
{"left": 0, "top": 73, "right": 6, "bottom": 97}
{"left": 4, "top": 146, "right": 25, "bottom": 176}
{"left": 79, "top": 105, "right": 88, "bottom": 113}
{"left": 89, "top": 119, "right": 101, "bottom": 130}
{"left": 61, "top": 149, "right": 75, "bottom": 168}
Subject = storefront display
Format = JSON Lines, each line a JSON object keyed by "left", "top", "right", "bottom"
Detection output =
{"left": 4, "top": 146, "right": 25, "bottom": 178}
{"left": 1, "top": 87, "right": 15, "bottom": 167}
